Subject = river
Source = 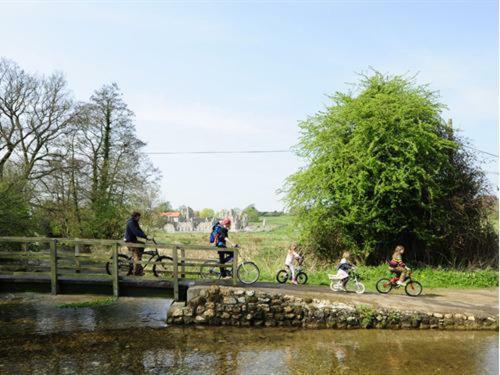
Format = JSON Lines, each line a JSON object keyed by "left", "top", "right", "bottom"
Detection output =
{"left": 0, "top": 293, "right": 497, "bottom": 374}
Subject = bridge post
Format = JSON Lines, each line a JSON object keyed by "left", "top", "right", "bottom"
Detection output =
{"left": 172, "top": 247, "right": 179, "bottom": 301}
{"left": 74, "top": 240, "right": 81, "bottom": 273}
{"left": 50, "top": 239, "right": 59, "bottom": 295}
{"left": 232, "top": 248, "right": 238, "bottom": 286}
{"left": 112, "top": 244, "right": 119, "bottom": 298}
{"left": 180, "top": 248, "right": 186, "bottom": 279}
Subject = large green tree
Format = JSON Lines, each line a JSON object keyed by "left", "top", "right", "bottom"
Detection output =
{"left": 285, "top": 73, "right": 497, "bottom": 266}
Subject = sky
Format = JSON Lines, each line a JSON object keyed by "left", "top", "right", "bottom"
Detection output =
{"left": 0, "top": 0, "right": 497, "bottom": 211}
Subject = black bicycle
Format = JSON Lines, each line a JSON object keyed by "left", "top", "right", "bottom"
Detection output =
{"left": 199, "top": 247, "right": 260, "bottom": 285}
{"left": 105, "top": 240, "right": 173, "bottom": 277}
{"left": 276, "top": 265, "right": 308, "bottom": 285}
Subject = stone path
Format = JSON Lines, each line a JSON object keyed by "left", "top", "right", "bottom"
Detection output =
{"left": 192, "top": 282, "right": 499, "bottom": 317}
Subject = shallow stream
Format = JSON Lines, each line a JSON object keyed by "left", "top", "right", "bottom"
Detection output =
{"left": 0, "top": 293, "right": 497, "bottom": 374}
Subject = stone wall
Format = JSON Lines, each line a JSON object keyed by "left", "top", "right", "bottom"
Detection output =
{"left": 167, "top": 286, "right": 498, "bottom": 330}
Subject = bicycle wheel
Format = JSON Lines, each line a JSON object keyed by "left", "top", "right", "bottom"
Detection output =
{"left": 152, "top": 256, "right": 173, "bottom": 278}
{"left": 276, "top": 269, "right": 289, "bottom": 284}
{"left": 330, "top": 281, "right": 339, "bottom": 291}
{"left": 296, "top": 272, "right": 308, "bottom": 285}
{"left": 346, "top": 279, "right": 365, "bottom": 294}
{"left": 405, "top": 280, "right": 423, "bottom": 297}
{"left": 200, "top": 260, "right": 222, "bottom": 280}
{"left": 105, "top": 254, "right": 132, "bottom": 277}
{"left": 376, "top": 278, "right": 393, "bottom": 294}
{"left": 237, "top": 261, "right": 260, "bottom": 284}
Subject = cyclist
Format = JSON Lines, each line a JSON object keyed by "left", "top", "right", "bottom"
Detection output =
{"left": 214, "top": 218, "right": 237, "bottom": 277}
{"left": 389, "top": 245, "right": 409, "bottom": 286}
{"left": 124, "top": 211, "right": 149, "bottom": 276}
{"left": 284, "top": 243, "right": 302, "bottom": 285}
{"left": 332, "top": 251, "right": 354, "bottom": 291}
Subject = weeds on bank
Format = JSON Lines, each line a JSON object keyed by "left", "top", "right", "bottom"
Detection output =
{"left": 57, "top": 297, "right": 117, "bottom": 309}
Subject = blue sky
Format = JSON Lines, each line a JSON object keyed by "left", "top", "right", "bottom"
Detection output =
{"left": 1, "top": 1, "right": 497, "bottom": 210}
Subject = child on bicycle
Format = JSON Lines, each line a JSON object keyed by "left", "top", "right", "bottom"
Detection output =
{"left": 332, "top": 252, "right": 354, "bottom": 291}
{"left": 284, "top": 243, "right": 302, "bottom": 285}
{"left": 389, "top": 245, "right": 409, "bottom": 286}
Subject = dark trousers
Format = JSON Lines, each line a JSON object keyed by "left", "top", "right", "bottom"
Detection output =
{"left": 218, "top": 249, "right": 233, "bottom": 277}
{"left": 128, "top": 244, "right": 145, "bottom": 275}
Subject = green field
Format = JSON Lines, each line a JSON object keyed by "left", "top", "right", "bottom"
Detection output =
{"left": 153, "top": 216, "right": 499, "bottom": 290}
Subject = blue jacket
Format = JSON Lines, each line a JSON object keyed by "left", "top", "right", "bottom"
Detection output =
{"left": 124, "top": 218, "right": 147, "bottom": 242}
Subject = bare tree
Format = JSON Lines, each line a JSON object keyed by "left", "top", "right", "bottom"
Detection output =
{"left": 0, "top": 58, "right": 73, "bottom": 182}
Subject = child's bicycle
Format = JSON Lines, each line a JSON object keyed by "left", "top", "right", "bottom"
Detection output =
{"left": 376, "top": 266, "right": 423, "bottom": 296}
{"left": 276, "top": 265, "right": 308, "bottom": 285}
{"left": 328, "top": 270, "right": 365, "bottom": 294}
{"left": 199, "top": 246, "right": 260, "bottom": 285}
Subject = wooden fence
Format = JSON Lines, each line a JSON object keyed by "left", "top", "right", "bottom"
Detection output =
{"left": 0, "top": 237, "right": 238, "bottom": 300}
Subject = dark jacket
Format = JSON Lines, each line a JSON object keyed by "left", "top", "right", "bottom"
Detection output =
{"left": 124, "top": 218, "right": 147, "bottom": 243}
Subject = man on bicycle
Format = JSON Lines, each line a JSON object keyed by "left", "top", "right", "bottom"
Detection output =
{"left": 124, "top": 211, "right": 149, "bottom": 276}
{"left": 213, "top": 218, "right": 237, "bottom": 277}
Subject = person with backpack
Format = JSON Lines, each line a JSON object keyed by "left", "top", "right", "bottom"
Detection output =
{"left": 124, "top": 211, "right": 149, "bottom": 276}
{"left": 210, "top": 218, "right": 237, "bottom": 277}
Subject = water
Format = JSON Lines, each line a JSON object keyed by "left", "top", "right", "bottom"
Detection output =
{"left": 0, "top": 293, "right": 498, "bottom": 375}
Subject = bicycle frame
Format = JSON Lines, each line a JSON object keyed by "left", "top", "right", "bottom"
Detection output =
{"left": 388, "top": 269, "right": 413, "bottom": 285}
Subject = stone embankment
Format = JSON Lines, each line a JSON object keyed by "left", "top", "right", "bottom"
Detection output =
{"left": 167, "top": 286, "right": 498, "bottom": 330}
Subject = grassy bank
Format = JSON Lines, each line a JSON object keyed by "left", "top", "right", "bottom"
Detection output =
{"left": 153, "top": 216, "right": 499, "bottom": 290}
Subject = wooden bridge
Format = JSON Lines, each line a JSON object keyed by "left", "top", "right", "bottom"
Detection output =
{"left": 0, "top": 236, "right": 239, "bottom": 301}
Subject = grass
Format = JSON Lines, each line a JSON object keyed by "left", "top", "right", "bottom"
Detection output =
{"left": 57, "top": 297, "right": 117, "bottom": 309}
{"left": 152, "top": 215, "right": 499, "bottom": 290}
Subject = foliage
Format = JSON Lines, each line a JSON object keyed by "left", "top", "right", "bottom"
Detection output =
{"left": 243, "top": 204, "right": 260, "bottom": 222}
{"left": 0, "top": 180, "right": 32, "bottom": 236}
{"left": 199, "top": 208, "right": 215, "bottom": 219}
{"left": 0, "top": 59, "right": 160, "bottom": 239}
{"left": 284, "top": 72, "right": 497, "bottom": 266}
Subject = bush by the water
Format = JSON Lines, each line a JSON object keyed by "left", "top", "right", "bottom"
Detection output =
{"left": 285, "top": 72, "right": 498, "bottom": 267}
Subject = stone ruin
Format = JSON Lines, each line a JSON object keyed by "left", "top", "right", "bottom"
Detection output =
{"left": 162, "top": 207, "right": 250, "bottom": 233}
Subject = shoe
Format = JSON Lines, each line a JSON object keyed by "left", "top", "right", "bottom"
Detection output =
{"left": 396, "top": 280, "right": 406, "bottom": 286}
{"left": 291, "top": 280, "right": 298, "bottom": 285}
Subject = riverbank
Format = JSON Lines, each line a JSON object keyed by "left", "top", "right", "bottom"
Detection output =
{"left": 153, "top": 216, "right": 499, "bottom": 290}
{"left": 167, "top": 285, "right": 499, "bottom": 330}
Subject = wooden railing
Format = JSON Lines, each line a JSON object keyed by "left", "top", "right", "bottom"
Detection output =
{"left": 0, "top": 237, "right": 239, "bottom": 300}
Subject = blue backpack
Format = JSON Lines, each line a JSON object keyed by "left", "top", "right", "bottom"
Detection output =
{"left": 209, "top": 223, "right": 222, "bottom": 245}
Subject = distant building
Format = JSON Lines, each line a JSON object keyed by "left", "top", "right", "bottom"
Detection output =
{"left": 160, "top": 211, "right": 181, "bottom": 223}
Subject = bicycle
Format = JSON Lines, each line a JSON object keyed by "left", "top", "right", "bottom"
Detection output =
{"left": 376, "top": 266, "right": 423, "bottom": 296}
{"left": 105, "top": 239, "right": 173, "bottom": 277}
{"left": 199, "top": 246, "right": 260, "bottom": 285}
{"left": 328, "top": 270, "right": 365, "bottom": 294}
{"left": 276, "top": 264, "right": 308, "bottom": 285}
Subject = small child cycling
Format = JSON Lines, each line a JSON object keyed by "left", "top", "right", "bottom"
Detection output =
{"left": 389, "top": 245, "right": 409, "bottom": 286}
{"left": 332, "top": 251, "right": 354, "bottom": 291}
{"left": 284, "top": 243, "right": 302, "bottom": 285}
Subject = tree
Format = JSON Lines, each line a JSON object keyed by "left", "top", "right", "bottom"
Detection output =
{"left": 199, "top": 208, "right": 215, "bottom": 219}
{"left": 285, "top": 72, "right": 497, "bottom": 266}
{"left": 0, "top": 59, "right": 73, "bottom": 181}
{"left": 243, "top": 204, "right": 259, "bottom": 222}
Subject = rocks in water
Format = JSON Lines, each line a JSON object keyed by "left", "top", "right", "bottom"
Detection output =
{"left": 166, "top": 287, "right": 498, "bottom": 331}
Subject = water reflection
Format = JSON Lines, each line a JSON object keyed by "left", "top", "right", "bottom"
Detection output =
{"left": 0, "top": 294, "right": 498, "bottom": 375}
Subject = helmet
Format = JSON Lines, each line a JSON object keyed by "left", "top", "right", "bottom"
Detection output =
{"left": 222, "top": 218, "right": 232, "bottom": 226}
